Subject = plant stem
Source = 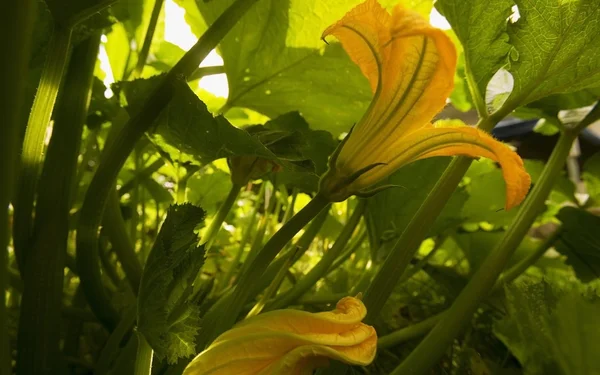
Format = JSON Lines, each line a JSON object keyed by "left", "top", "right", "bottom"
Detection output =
{"left": 134, "top": 333, "right": 154, "bottom": 375}
{"left": 76, "top": 0, "right": 260, "bottom": 329}
{"left": 376, "top": 226, "right": 560, "bottom": 350}
{"left": 119, "top": 158, "right": 165, "bottom": 197}
{"left": 199, "top": 195, "right": 330, "bottom": 347}
{"left": 329, "top": 229, "right": 367, "bottom": 272}
{"left": 16, "top": 33, "right": 101, "bottom": 375}
{"left": 266, "top": 200, "right": 366, "bottom": 311}
{"left": 202, "top": 183, "right": 243, "bottom": 249}
{"left": 103, "top": 188, "right": 143, "bottom": 292}
{"left": 132, "top": 0, "right": 165, "bottom": 78}
{"left": 0, "top": 1, "right": 37, "bottom": 372}
{"left": 219, "top": 184, "right": 264, "bottom": 292}
{"left": 95, "top": 307, "right": 136, "bottom": 375}
{"left": 391, "top": 128, "right": 582, "bottom": 375}
{"left": 188, "top": 65, "right": 226, "bottom": 81}
{"left": 13, "top": 26, "right": 72, "bottom": 271}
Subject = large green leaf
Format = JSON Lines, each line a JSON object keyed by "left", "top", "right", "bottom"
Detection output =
{"left": 194, "top": 0, "right": 373, "bottom": 135}
{"left": 506, "top": 0, "right": 600, "bottom": 106}
{"left": 494, "top": 278, "right": 600, "bottom": 375}
{"left": 137, "top": 204, "right": 206, "bottom": 364}
{"left": 435, "top": 0, "right": 513, "bottom": 108}
{"left": 187, "top": 0, "right": 433, "bottom": 135}
{"left": 555, "top": 206, "right": 600, "bottom": 282}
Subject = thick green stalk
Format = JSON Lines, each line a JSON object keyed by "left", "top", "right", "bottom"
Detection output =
{"left": 0, "top": 1, "right": 36, "bottom": 372}
{"left": 188, "top": 65, "right": 226, "bottom": 82}
{"left": 103, "top": 188, "right": 143, "bottom": 292}
{"left": 391, "top": 127, "right": 584, "bottom": 375}
{"left": 329, "top": 229, "right": 367, "bottom": 272}
{"left": 266, "top": 200, "right": 366, "bottom": 311}
{"left": 134, "top": 333, "right": 154, "bottom": 375}
{"left": 76, "top": 0, "right": 260, "bottom": 329}
{"left": 202, "top": 183, "right": 243, "bottom": 249}
{"left": 95, "top": 307, "right": 136, "bottom": 375}
{"left": 13, "top": 26, "right": 72, "bottom": 270}
{"left": 16, "top": 34, "right": 100, "bottom": 375}
{"left": 199, "top": 195, "right": 330, "bottom": 348}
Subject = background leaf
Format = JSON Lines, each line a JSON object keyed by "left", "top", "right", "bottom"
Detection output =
{"left": 555, "top": 206, "right": 600, "bottom": 282}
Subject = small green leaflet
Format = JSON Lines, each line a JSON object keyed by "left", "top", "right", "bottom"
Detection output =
{"left": 137, "top": 203, "right": 206, "bottom": 364}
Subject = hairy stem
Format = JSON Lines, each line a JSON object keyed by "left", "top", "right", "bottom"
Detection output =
{"left": 13, "top": 26, "right": 72, "bottom": 271}
{"left": 134, "top": 333, "right": 154, "bottom": 375}
{"left": 17, "top": 33, "right": 100, "bottom": 375}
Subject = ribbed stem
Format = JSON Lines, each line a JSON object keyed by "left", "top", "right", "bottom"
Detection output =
{"left": 134, "top": 333, "right": 154, "bottom": 375}
{"left": 13, "top": 26, "right": 72, "bottom": 271}
{"left": 16, "top": 33, "right": 100, "bottom": 375}
{"left": 75, "top": 0, "right": 260, "bottom": 329}
{"left": 391, "top": 128, "right": 581, "bottom": 375}
{"left": 0, "top": 1, "right": 37, "bottom": 372}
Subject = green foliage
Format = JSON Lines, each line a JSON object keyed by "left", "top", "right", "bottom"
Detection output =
{"left": 555, "top": 207, "right": 600, "bottom": 282}
{"left": 189, "top": 0, "right": 378, "bottom": 135}
{"left": 494, "top": 278, "right": 600, "bottom": 375}
{"left": 137, "top": 203, "right": 206, "bottom": 364}
{"left": 506, "top": 0, "right": 600, "bottom": 105}
{"left": 436, "top": 0, "right": 513, "bottom": 110}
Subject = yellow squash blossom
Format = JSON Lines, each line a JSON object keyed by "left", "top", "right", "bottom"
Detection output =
{"left": 318, "top": 0, "right": 531, "bottom": 209}
{"left": 183, "top": 296, "right": 376, "bottom": 375}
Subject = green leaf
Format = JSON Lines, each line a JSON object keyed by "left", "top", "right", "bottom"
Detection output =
{"left": 263, "top": 112, "right": 336, "bottom": 192}
{"left": 555, "top": 206, "right": 600, "bottom": 282}
{"left": 494, "top": 278, "right": 600, "bottom": 375}
{"left": 506, "top": 0, "right": 600, "bottom": 106}
{"left": 435, "top": 0, "right": 513, "bottom": 110}
{"left": 186, "top": 168, "right": 233, "bottom": 215}
{"left": 137, "top": 203, "right": 206, "bottom": 364}
{"left": 191, "top": 0, "right": 379, "bottom": 135}
{"left": 118, "top": 76, "right": 283, "bottom": 166}
{"left": 364, "top": 158, "right": 468, "bottom": 255}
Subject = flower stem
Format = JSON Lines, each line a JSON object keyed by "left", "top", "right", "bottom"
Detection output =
{"left": 202, "top": 183, "right": 243, "bottom": 249}
{"left": 266, "top": 200, "right": 365, "bottom": 311}
{"left": 134, "top": 332, "right": 154, "bottom": 375}
{"left": 199, "top": 195, "right": 330, "bottom": 347}
{"left": 75, "top": 0, "right": 260, "bottom": 330}
{"left": 13, "top": 26, "right": 72, "bottom": 271}
{"left": 0, "top": 1, "right": 37, "bottom": 372}
{"left": 390, "top": 126, "right": 586, "bottom": 375}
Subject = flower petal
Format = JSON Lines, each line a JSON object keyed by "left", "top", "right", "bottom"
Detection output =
{"left": 322, "top": 0, "right": 456, "bottom": 174}
{"left": 349, "top": 121, "right": 531, "bottom": 210}
{"left": 183, "top": 297, "right": 377, "bottom": 375}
